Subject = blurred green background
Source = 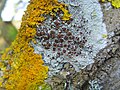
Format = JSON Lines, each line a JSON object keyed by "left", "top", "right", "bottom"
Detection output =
{"left": 0, "top": 0, "right": 29, "bottom": 52}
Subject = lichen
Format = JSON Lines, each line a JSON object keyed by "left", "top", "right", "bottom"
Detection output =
{"left": 101, "top": 0, "right": 120, "bottom": 8}
{"left": 33, "top": 0, "right": 107, "bottom": 77}
{"left": 0, "top": 0, "right": 71, "bottom": 90}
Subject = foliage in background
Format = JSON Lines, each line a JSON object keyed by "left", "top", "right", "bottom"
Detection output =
{"left": 0, "top": 21, "right": 18, "bottom": 45}
{"left": 0, "top": 0, "right": 18, "bottom": 51}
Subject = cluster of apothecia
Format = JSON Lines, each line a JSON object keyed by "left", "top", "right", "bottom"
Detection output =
{"left": 35, "top": 8, "right": 88, "bottom": 58}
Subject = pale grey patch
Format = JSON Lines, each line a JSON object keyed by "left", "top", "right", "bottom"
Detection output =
{"left": 89, "top": 80, "right": 103, "bottom": 90}
{"left": 33, "top": 0, "right": 107, "bottom": 77}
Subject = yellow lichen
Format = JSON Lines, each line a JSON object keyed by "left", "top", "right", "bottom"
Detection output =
{"left": 110, "top": 0, "right": 120, "bottom": 8}
{"left": 101, "top": 0, "right": 120, "bottom": 8}
{"left": 0, "top": 0, "right": 71, "bottom": 90}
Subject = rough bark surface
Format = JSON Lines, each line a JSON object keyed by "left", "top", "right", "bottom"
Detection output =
{"left": 80, "top": 3, "right": 120, "bottom": 90}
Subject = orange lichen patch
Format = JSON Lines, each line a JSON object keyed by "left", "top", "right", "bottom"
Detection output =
{"left": 4, "top": 52, "right": 48, "bottom": 90}
{"left": 1, "top": 46, "right": 48, "bottom": 90}
{"left": 0, "top": 0, "right": 71, "bottom": 90}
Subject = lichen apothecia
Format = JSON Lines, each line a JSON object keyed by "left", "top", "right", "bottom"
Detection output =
{"left": 0, "top": 0, "right": 71, "bottom": 90}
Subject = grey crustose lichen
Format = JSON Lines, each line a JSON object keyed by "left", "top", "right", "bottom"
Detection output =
{"left": 32, "top": 0, "right": 107, "bottom": 77}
